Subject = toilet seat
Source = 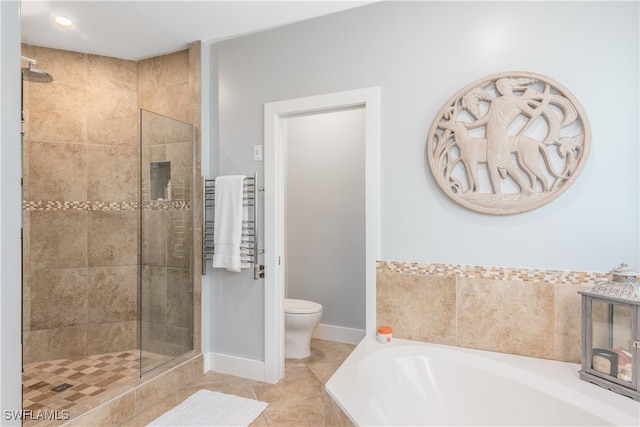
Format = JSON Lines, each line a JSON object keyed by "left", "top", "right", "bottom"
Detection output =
{"left": 284, "top": 298, "right": 322, "bottom": 315}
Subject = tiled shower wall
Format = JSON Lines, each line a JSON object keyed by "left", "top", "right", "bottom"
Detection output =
{"left": 140, "top": 111, "right": 194, "bottom": 363}
{"left": 138, "top": 44, "right": 202, "bottom": 359}
{"left": 376, "top": 261, "right": 609, "bottom": 363}
{"left": 22, "top": 43, "right": 201, "bottom": 364}
{"left": 22, "top": 44, "right": 139, "bottom": 363}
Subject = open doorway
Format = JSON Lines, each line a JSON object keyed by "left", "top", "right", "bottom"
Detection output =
{"left": 263, "top": 87, "right": 380, "bottom": 383}
{"left": 285, "top": 107, "right": 366, "bottom": 345}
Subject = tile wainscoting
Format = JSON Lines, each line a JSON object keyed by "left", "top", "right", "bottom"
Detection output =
{"left": 376, "top": 261, "right": 609, "bottom": 363}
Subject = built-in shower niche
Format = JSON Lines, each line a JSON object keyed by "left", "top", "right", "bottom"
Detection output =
{"left": 150, "top": 161, "right": 172, "bottom": 200}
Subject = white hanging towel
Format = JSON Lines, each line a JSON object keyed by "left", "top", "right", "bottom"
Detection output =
{"left": 212, "top": 175, "right": 247, "bottom": 272}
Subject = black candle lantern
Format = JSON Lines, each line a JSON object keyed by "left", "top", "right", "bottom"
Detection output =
{"left": 579, "top": 264, "right": 640, "bottom": 401}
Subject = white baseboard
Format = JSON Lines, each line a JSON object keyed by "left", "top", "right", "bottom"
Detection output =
{"left": 204, "top": 352, "right": 265, "bottom": 382}
{"left": 312, "top": 323, "right": 365, "bottom": 345}
{"left": 203, "top": 324, "right": 364, "bottom": 381}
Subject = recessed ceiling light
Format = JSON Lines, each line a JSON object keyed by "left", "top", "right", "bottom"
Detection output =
{"left": 53, "top": 15, "right": 73, "bottom": 28}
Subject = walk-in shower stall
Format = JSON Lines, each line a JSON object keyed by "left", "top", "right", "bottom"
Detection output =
{"left": 20, "top": 44, "right": 196, "bottom": 418}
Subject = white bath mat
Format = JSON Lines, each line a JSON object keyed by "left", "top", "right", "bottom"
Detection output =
{"left": 147, "top": 389, "right": 268, "bottom": 427}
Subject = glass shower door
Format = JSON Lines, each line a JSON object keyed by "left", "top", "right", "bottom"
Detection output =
{"left": 140, "top": 109, "right": 195, "bottom": 374}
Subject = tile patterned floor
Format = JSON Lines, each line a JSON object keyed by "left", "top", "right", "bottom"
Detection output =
{"left": 22, "top": 350, "right": 172, "bottom": 426}
{"left": 121, "top": 339, "right": 356, "bottom": 427}
{"left": 21, "top": 339, "right": 355, "bottom": 426}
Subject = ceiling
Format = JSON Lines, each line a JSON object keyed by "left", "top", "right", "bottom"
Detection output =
{"left": 20, "top": 0, "right": 375, "bottom": 61}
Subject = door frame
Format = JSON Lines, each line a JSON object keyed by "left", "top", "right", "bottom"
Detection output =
{"left": 263, "top": 87, "right": 380, "bottom": 383}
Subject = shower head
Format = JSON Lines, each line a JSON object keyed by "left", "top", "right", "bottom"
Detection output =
{"left": 21, "top": 56, "right": 53, "bottom": 83}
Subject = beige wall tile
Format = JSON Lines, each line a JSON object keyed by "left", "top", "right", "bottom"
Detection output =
{"left": 86, "top": 86, "right": 138, "bottom": 145}
{"left": 28, "top": 141, "right": 87, "bottom": 201}
{"left": 21, "top": 210, "right": 31, "bottom": 281}
{"left": 141, "top": 210, "right": 167, "bottom": 266}
{"left": 140, "top": 323, "right": 189, "bottom": 357}
{"left": 121, "top": 395, "right": 178, "bottom": 427}
{"left": 65, "top": 391, "right": 136, "bottom": 427}
{"left": 29, "top": 82, "right": 87, "bottom": 143}
{"left": 189, "top": 42, "right": 202, "bottom": 107}
{"left": 22, "top": 269, "right": 31, "bottom": 331}
{"left": 87, "top": 321, "right": 138, "bottom": 354}
{"left": 188, "top": 42, "right": 201, "bottom": 106}
{"left": 22, "top": 330, "right": 31, "bottom": 365}
{"left": 555, "top": 283, "right": 591, "bottom": 362}
{"left": 30, "top": 326, "right": 87, "bottom": 362}
{"left": 174, "top": 357, "right": 198, "bottom": 388}
{"left": 135, "top": 365, "right": 181, "bottom": 413}
{"left": 166, "top": 325, "right": 193, "bottom": 352}
{"left": 375, "top": 262, "right": 616, "bottom": 362}
{"left": 193, "top": 294, "right": 202, "bottom": 352}
{"left": 191, "top": 353, "right": 204, "bottom": 377}
{"left": 87, "top": 54, "right": 137, "bottom": 92}
{"left": 140, "top": 321, "right": 166, "bottom": 354}
{"left": 30, "top": 45, "right": 87, "bottom": 86}
{"left": 30, "top": 268, "right": 87, "bottom": 330}
{"left": 87, "top": 145, "right": 138, "bottom": 201}
{"left": 137, "top": 55, "right": 165, "bottom": 92}
{"left": 87, "top": 210, "right": 138, "bottom": 267}
{"left": 138, "top": 84, "right": 190, "bottom": 124}
{"left": 141, "top": 111, "right": 170, "bottom": 146}
{"left": 167, "top": 210, "right": 192, "bottom": 269}
{"left": 457, "top": 278, "right": 555, "bottom": 358}
{"left": 165, "top": 142, "right": 193, "bottom": 201}
{"left": 377, "top": 272, "right": 456, "bottom": 344}
{"left": 167, "top": 268, "right": 193, "bottom": 328}
{"left": 189, "top": 103, "right": 201, "bottom": 134}
{"left": 141, "top": 266, "right": 167, "bottom": 324}
{"left": 163, "top": 50, "right": 190, "bottom": 86}
{"left": 137, "top": 50, "right": 188, "bottom": 91}
{"left": 143, "top": 148, "right": 169, "bottom": 188}
{"left": 30, "top": 210, "right": 87, "bottom": 269}
{"left": 88, "top": 266, "right": 138, "bottom": 324}
{"left": 163, "top": 83, "right": 191, "bottom": 123}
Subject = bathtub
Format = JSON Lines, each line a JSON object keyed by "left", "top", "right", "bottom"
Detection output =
{"left": 326, "top": 336, "right": 640, "bottom": 426}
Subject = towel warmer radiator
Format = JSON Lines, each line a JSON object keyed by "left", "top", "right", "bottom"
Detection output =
{"left": 202, "top": 172, "right": 264, "bottom": 279}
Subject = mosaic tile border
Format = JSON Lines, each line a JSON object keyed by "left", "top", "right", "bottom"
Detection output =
{"left": 24, "top": 200, "right": 191, "bottom": 211}
{"left": 376, "top": 260, "right": 609, "bottom": 286}
{"left": 143, "top": 200, "right": 191, "bottom": 211}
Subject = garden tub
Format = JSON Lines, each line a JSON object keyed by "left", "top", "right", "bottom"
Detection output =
{"left": 326, "top": 336, "right": 640, "bottom": 426}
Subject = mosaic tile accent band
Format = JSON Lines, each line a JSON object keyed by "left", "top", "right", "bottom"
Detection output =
{"left": 24, "top": 200, "right": 191, "bottom": 211}
{"left": 376, "top": 260, "right": 609, "bottom": 286}
{"left": 143, "top": 200, "right": 191, "bottom": 211}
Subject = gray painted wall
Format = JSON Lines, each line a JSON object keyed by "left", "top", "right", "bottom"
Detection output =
{"left": 286, "top": 108, "right": 366, "bottom": 330}
{"left": 1, "top": 0, "right": 24, "bottom": 420}
{"left": 204, "top": 1, "right": 639, "bottom": 360}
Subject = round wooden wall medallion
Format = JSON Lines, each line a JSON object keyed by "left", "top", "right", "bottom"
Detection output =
{"left": 427, "top": 71, "right": 591, "bottom": 215}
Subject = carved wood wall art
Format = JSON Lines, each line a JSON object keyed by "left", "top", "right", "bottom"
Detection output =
{"left": 427, "top": 71, "right": 591, "bottom": 215}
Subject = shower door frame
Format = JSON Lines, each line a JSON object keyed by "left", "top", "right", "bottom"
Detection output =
{"left": 263, "top": 87, "right": 380, "bottom": 383}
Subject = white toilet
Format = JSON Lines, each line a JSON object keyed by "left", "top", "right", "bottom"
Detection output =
{"left": 284, "top": 298, "right": 323, "bottom": 359}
